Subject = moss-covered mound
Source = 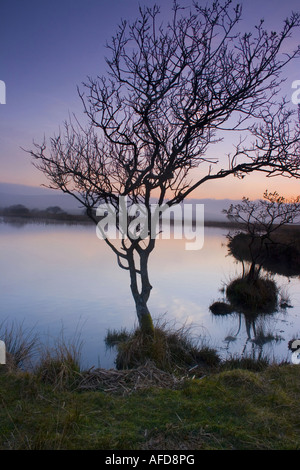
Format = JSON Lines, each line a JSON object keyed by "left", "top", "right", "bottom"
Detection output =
{"left": 226, "top": 276, "right": 278, "bottom": 315}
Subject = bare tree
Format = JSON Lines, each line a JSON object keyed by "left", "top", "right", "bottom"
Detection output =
{"left": 224, "top": 191, "right": 300, "bottom": 281}
{"left": 28, "top": 1, "right": 300, "bottom": 333}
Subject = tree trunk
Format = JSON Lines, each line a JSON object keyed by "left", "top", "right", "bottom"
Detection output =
{"left": 247, "top": 236, "right": 265, "bottom": 282}
{"left": 128, "top": 248, "right": 154, "bottom": 335}
{"left": 134, "top": 296, "right": 154, "bottom": 335}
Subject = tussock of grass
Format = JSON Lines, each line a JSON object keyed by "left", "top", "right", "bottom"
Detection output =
{"left": 35, "top": 350, "right": 81, "bottom": 391}
{"left": 0, "top": 321, "right": 83, "bottom": 390}
{"left": 0, "top": 319, "right": 39, "bottom": 371}
{"left": 226, "top": 276, "right": 278, "bottom": 315}
{"left": 219, "top": 354, "right": 270, "bottom": 372}
{"left": 216, "top": 368, "right": 267, "bottom": 393}
{"left": 106, "top": 319, "right": 220, "bottom": 372}
{"left": 105, "top": 328, "right": 131, "bottom": 348}
{"left": 35, "top": 331, "right": 83, "bottom": 391}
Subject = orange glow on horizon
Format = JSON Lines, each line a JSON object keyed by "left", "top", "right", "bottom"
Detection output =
{"left": 2, "top": 170, "right": 299, "bottom": 203}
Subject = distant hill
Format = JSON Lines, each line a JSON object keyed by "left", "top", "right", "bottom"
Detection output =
{"left": 0, "top": 182, "right": 83, "bottom": 214}
{"left": 0, "top": 182, "right": 235, "bottom": 221}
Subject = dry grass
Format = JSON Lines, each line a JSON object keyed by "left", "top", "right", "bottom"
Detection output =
{"left": 34, "top": 329, "right": 83, "bottom": 390}
{"left": 0, "top": 319, "right": 39, "bottom": 371}
{"left": 77, "top": 360, "right": 186, "bottom": 394}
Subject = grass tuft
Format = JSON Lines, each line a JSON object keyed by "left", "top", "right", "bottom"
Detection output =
{"left": 105, "top": 328, "right": 131, "bottom": 348}
{"left": 0, "top": 319, "right": 39, "bottom": 371}
{"left": 106, "top": 318, "right": 220, "bottom": 372}
{"left": 34, "top": 329, "right": 83, "bottom": 391}
{"left": 220, "top": 353, "right": 271, "bottom": 372}
{"left": 226, "top": 276, "right": 278, "bottom": 315}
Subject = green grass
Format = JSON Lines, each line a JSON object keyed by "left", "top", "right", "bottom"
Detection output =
{"left": 1, "top": 318, "right": 299, "bottom": 450}
{"left": 0, "top": 363, "right": 300, "bottom": 450}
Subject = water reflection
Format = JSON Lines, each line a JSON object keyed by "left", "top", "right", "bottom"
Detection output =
{"left": 0, "top": 221, "right": 299, "bottom": 368}
{"left": 227, "top": 231, "right": 300, "bottom": 278}
{"left": 215, "top": 308, "right": 285, "bottom": 361}
{"left": 209, "top": 227, "right": 299, "bottom": 361}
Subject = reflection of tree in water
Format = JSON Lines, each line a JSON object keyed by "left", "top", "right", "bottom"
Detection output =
{"left": 214, "top": 303, "right": 285, "bottom": 360}
{"left": 240, "top": 313, "right": 283, "bottom": 357}
{"left": 210, "top": 268, "right": 289, "bottom": 358}
{"left": 1, "top": 218, "right": 27, "bottom": 228}
{"left": 229, "top": 232, "right": 300, "bottom": 278}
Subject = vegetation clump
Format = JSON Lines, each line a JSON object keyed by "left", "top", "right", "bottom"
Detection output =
{"left": 0, "top": 204, "right": 90, "bottom": 224}
{"left": 209, "top": 301, "right": 235, "bottom": 316}
{"left": 35, "top": 348, "right": 81, "bottom": 391}
{"left": 3, "top": 204, "right": 30, "bottom": 216}
{"left": 226, "top": 276, "right": 278, "bottom": 315}
{"left": 219, "top": 354, "right": 270, "bottom": 372}
{"left": 106, "top": 321, "right": 220, "bottom": 372}
{"left": 229, "top": 231, "right": 300, "bottom": 277}
{"left": 0, "top": 319, "right": 39, "bottom": 372}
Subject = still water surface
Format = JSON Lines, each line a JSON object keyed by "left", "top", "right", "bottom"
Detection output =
{"left": 0, "top": 220, "right": 299, "bottom": 369}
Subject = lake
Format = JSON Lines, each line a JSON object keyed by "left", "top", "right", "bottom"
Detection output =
{"left": 0, "top": 220, "right": 299, "bottom": 369}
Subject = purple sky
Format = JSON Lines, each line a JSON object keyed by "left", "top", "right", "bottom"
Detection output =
{"left": 1, "top": 0, "right": 300, "bottom": 199}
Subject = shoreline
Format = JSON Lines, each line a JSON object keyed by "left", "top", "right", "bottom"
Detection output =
{"left": 1, "top": 214, "right": 300, "bottom": 232}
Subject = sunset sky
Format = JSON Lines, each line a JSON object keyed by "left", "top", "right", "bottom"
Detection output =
{"left": 1, "top": 0, "right": 300, "bottom": 200}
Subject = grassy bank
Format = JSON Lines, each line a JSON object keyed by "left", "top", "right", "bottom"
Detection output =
{"left": 0, "top": 362, "right": 300, "bottom": 450}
